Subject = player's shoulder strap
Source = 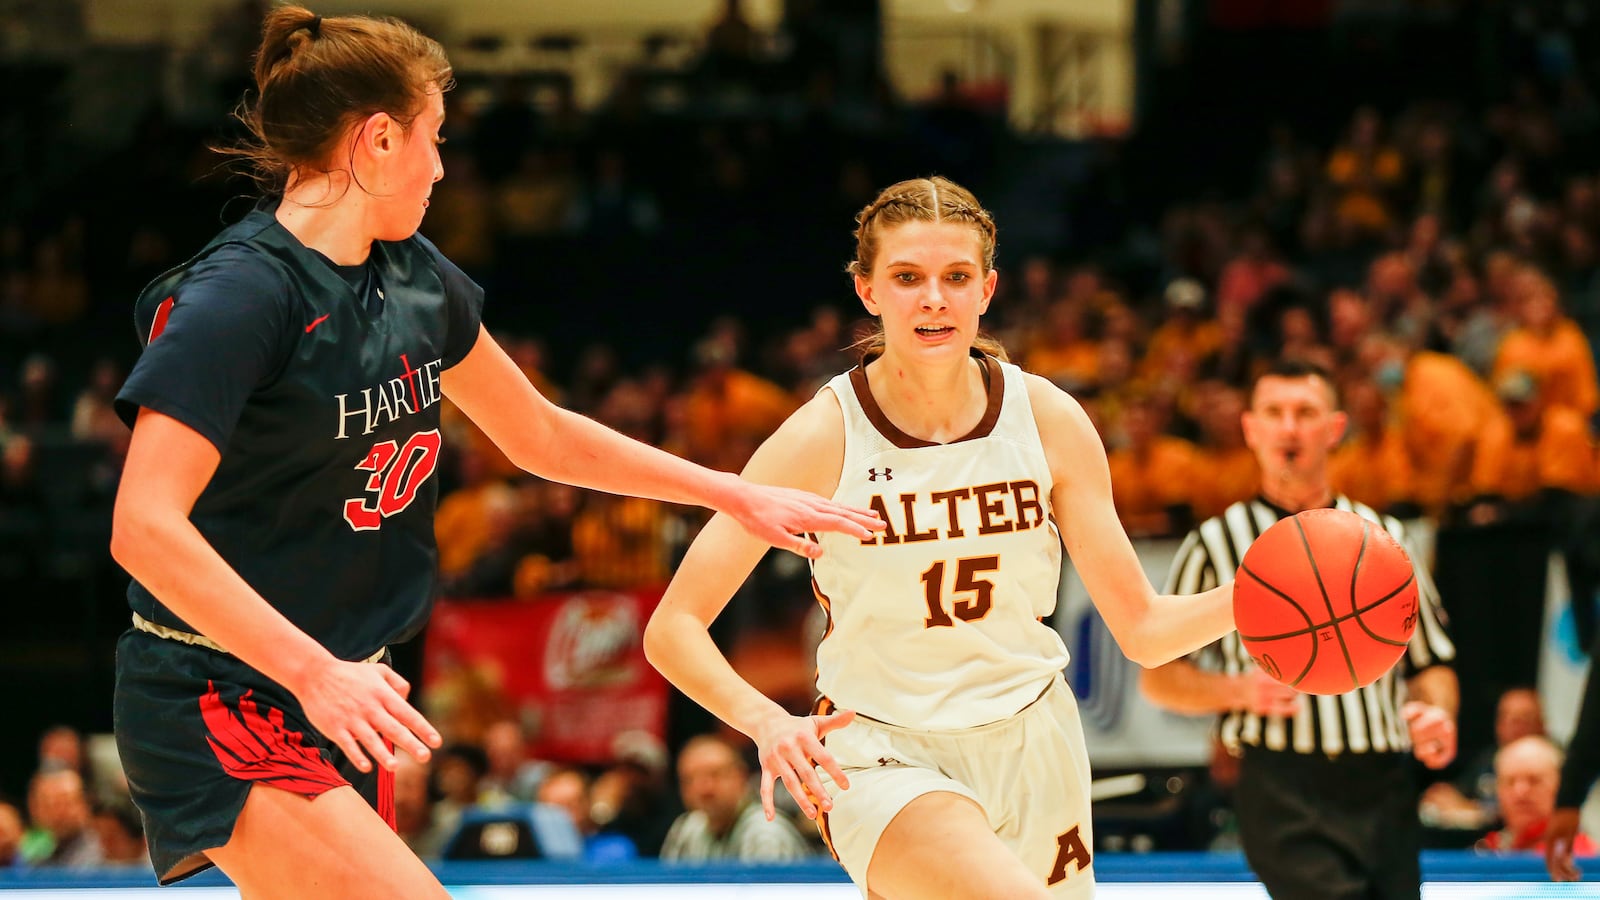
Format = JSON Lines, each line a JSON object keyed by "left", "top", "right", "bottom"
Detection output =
{"left": 131, "top": 201, "right": 283, "bottom": 347}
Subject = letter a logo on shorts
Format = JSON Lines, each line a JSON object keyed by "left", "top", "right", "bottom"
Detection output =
{"left": 1048, "top": 825, "right": 1092, "bottom": 885}
{"left": 867, "top": 468, "right": 892, "bottom": 481}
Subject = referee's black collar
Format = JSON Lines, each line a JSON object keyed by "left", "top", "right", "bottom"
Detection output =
{"left": 1254, "top": 493, "right": 1342, "bottom": 520}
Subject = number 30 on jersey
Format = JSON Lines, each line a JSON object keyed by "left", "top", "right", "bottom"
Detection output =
{"left": 342, "top": 429, "right": 443, "bottom": 531}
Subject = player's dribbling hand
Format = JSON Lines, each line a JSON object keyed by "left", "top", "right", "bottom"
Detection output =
{"left": 1238, "top": 669, "right": 1300, "bottom": 717}
{"left": 292, "top": 656, "right": 443, "bottom": 774}
{"left": 724, "top": 482, "right": 884, "bottom": 559}
{"left": 1402, "top": 701, "right": 1456, "bottom": 769}
{"left": 752, "top": 709, "right": 857, "bottom": 821}
{"left": 1546, "top": 807, "right": 1584, "bottom": 882}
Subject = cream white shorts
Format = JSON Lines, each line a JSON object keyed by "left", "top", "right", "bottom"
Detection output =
{"left": 814, "top": 677, "right": 1096, "bottom": 898}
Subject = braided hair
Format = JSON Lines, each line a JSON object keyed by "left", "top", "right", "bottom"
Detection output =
{"left": 847, "top": 176, "right": 1007, "bottom": 361}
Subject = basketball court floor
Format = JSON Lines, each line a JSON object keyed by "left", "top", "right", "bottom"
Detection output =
{"left": 0, "top": 883, "right": 1587, "bottom": 898}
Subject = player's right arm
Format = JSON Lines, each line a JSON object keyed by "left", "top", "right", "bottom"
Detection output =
{"left": 642, "top": 391, "right": 856, "bottom": 822}
{"left": 1136, "top": 531, "right": 1299, "bottom": 717}
{"left": 1139, "top": 661, "right": 1299, "bottom": 717}
{"left": 112, "top": 412, "right": 440, "bottom": 773}
{"left": 1550, "top": 626, "right": 1600, "bottom": 881}
{"left": 1028, "top": 375, "right": 1238, "bottom": 666}
{"left": 441, "top": 326, "right": 881, "bottom": 558}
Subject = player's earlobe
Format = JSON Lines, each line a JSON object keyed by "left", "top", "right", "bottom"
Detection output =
{"left": 363, "top": 114, "right": 393, "bottom": 154}
{"left": 854, "top": 273, "right": 878, "bottom": 314}
{"left": 979, "top": 269, "right": 998, "bottom": 311}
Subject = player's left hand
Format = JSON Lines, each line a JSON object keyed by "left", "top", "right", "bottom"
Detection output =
{"left": 724, "top": 481, "right": 884, "bottom": 559}
{"left": 1546, "top": 807, "right": 1584, "bottom": 881}
{"left": 751, "top": 709, "right": 857, "bottom": 821}
{"left": 1402, "top": 701, "right": 1456, "bottom": 769}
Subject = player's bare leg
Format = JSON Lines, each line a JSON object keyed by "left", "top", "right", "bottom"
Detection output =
{"left": 207, "top": 783, "right": 449, "bottom": 899}
{"left": 866, "top": 791, "right": 1051, "bottom": 900}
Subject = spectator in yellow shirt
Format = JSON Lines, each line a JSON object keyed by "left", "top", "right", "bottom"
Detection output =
{"left": 572, "top": 494, "right": 673, "bottom": 589}
{"left": 1024, "top": 299, "right": 1101, "bottom": 392}
{"left": 1492, "top": 266, "right": 1598, "bottom": 419}
{"left": 1326, "top": 106, "right": 1405, "bottom": 239}
{"left": 681, "top": 337, "right": 799, "bottom": 472}
{"left": 1191, "top": 384, "right": 1260, "bottom": 519}
{"left": 1329, "top": 378, "right": 1415, "bottom": 514}
{"left": 1470, "top": 372, "right": 1595, "bottom": 510}
{"left": 1362, "top": 336, "right": 1510, "bottom": 515}
{"left": 1107, "top": 394, "right": 1199, "bottom": 538}
{"left": 434, "top": 445, "right": 512, "bottom": 583}
{"left": 1141, "top": 278, "right": 1223, "bottom": 381}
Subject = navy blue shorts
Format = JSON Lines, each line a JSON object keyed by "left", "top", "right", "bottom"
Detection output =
{"left": 114, "top": 629, "right": 393, "bottom": 884}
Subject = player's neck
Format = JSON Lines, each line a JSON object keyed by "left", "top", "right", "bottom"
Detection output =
{"left": 865, "top": 351, "right": 986, "bottom": 444}
{"left": 276, "top": 177, "right": 377, "bottom": 266}
{"left": 1259, "top": 476, "right": 1334, "bottom": 514}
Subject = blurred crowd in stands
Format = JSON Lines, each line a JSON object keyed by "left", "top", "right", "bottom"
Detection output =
{"left": 2, "top": 0, "right": 1600, "bottom": 874}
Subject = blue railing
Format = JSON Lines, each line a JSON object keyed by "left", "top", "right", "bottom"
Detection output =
{"left": 0, "top": 851, "right": 1571, "bottom": 889}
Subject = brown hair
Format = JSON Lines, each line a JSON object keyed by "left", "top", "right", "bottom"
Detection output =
{"left": 1251, "top": 357, "right": 1341, "bottom": 410}
{"left": 847, "top": 176, "right": 1008, "bottom": 361}
{"left": 219, "top": 5, "right": 454, "bottom": 195}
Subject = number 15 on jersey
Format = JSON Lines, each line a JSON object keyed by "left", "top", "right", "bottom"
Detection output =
{"left": 921, "top": 555, "right": 999, "bottom": 628}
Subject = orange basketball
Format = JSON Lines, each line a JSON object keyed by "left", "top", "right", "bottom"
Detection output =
{"left": 1233, "top": 508, "right": 1419, "bottom": 696}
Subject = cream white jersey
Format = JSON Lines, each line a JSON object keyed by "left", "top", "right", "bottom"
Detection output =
{"left": 810, "top": 354, "right": 1070, "bottom": 730}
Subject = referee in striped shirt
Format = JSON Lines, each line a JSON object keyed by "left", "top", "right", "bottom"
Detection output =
{"left": 1142, "top": 359, "right": 1459, "bottom": 900}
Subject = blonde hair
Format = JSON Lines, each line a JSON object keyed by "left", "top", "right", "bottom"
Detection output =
{"left": 847, "top": 176, "right": 1008, "bottom": 361}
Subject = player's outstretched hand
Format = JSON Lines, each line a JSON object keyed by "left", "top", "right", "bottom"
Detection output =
{"left": 1402, "top": 701, "right": 1456, "bottom": 769}
{"left": 1546, "top": 807, "right": 1584, "bottom": 881}
{"left": 752, "top": 709, "right": 857, "bottom": 821}
{"left": 1238, "top": 669, "right": 1300, "bottom": 717}
{"left": 292, "top": 656, "right": 443, "bottom": 773}
{"left": 724, "top": 482, "right": 884, "bottom": 559}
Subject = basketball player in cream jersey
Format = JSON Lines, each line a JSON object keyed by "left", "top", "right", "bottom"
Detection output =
{"left": 811, "top": 349, "right": 1065, "bottom": 731}
{"left": 645, "top": 176, "right": 1242, "bottom": 899}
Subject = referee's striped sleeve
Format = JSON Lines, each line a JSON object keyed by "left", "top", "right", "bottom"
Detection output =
{"left": 1348, "top": 500, "right": 1455, "bottom": 671}
{"left": 1163, "top": 529, "right": 1212, "bottom": 595}
{"left": 1382, "top": 514, "right": 1456, "bottom": 669}
{"left": 1164, "top": 527, "right": 1221, "bottom": 667}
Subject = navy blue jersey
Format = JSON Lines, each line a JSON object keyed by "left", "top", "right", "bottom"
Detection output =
{"left": 115, "top": 200, "right": 484, "bottom": 660}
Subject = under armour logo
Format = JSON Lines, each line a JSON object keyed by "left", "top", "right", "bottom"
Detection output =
{"left": 868, "top": 468, "right": 893, "bottom": 481}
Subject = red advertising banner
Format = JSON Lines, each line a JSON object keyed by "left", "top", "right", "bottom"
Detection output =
{"left": 423, "top": 588, "right": 669, "bottom": 765}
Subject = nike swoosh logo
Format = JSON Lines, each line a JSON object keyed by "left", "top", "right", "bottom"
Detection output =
{"left": 305, "top": 314, "right": 332, "bottom": 334}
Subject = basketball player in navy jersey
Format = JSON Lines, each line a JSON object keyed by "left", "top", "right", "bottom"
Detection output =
{"left": 109, "top": 8, "right": 881, "bottom": 897}
{"left": 645, "top": 177, "right": 1245, "bottom": 898}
